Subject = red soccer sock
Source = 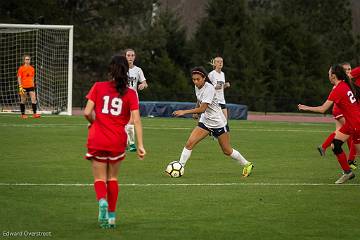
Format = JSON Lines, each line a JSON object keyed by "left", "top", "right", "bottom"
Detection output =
{"left": 348, "top": 141, "right": 356, "bottom": 162}
{"left": 94, "top": 180, "right": 107, "bottom": 201}
{"left": 346, "top": 136, "right": 352, "bottom": 150}
{"left": 322, "top": 132, "right": 336, "bottom": 150}
{"left": 335, "top": 152, "right": 350, "bottom": 172}
{"left": 107, "top": 180, "right": 119, "bottom": 212}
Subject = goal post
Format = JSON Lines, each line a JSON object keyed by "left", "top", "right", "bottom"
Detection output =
{"left": 0, "top": 24, "right": 73, "bottom": 115}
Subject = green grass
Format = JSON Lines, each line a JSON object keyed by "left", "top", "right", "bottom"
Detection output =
{"left": 0, "top": 115, "right": 359, "bottom": 240}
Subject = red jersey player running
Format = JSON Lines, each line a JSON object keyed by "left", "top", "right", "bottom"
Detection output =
{"left": 317, "top": 62, "right": 357, "bottom": 170}
{"left": 298, "top": 64, "right": 360, "bottom": 184}
{"left": 84, "top": 55, "right": 146, "bottom": 228}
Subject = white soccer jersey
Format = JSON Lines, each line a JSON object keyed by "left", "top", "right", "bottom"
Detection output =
{"left": 128, "top": 65, "right": 146, "bottom": 91}
{"left": 196, "top": 82, "right": 227, "bottom": 128}
{"left": 208, "top": 70, "right": 226, "bottom": 104}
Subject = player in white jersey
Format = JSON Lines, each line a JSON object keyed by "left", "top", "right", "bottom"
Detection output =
{"left": 125, "top": 49, "right": 148, "bottom": 152}
{"left": 172, "top": 66, "right": 254, "bottom": 177}
{"left": 208, "top": 56, "right": 230, "bottom": 118}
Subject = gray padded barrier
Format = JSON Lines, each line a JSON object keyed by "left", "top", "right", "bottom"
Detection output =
{"left": 139, "top": 101, "right": 248, "bottom": 120}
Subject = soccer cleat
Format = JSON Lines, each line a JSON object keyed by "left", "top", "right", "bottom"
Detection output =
{"left": 242, "top": 162, "right": 254, "bottom": 177}
{"left": 98, "top": 199, "right": 109, "bottom": 228}
{"left": 129, "top": 144, "right": 137, "bottom": 152}
{"left": 335, "top": 171, "right": 355, "bottom": 184}
{"left": 33, "top": 114, "right": 41, "bottom": 118}
{"left": 20, "top": 114, "right": 28, "bottom": 119}
{"left": 108, "top": 217, "right": 116, "bottom": 228}
{"left": 348, "top": 160, "right": 357, "bottom": 170}
{"left": 317, "top": 146, "right": 325, "bottom": 157}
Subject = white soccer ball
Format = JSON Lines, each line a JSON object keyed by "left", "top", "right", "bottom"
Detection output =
{"left": 165, "top": 161, "right": 185, "bottom": 178}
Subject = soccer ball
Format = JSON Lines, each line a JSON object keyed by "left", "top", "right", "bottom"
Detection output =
{"left": 165, "top": 161, "right": 184, "bottom": 178}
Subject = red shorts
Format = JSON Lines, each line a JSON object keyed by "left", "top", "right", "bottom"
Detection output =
{"left": 85, "top": 149, "right": 126, "bottom": 164}
{"left": 339, "top": 123, "right": 360, "bottom": 144}
{"left": 332, "top": 104, "right": 343, "bottom": 120}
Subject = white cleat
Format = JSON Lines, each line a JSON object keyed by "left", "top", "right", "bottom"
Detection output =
{"left": 335, "top": 172, "right": 355, "bottom": 184}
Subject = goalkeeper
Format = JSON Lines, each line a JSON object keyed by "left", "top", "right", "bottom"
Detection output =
{"left": 17, "top": 54, "right": 40, "bottom": 118}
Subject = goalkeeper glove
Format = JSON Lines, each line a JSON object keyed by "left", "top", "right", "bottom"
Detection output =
{"left": 19, "top": 85, "right": 25, "bottom": 95}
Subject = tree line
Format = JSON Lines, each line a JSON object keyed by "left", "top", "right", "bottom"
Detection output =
{"left": 1, "top": 0, "right": 359, "bottom": 112}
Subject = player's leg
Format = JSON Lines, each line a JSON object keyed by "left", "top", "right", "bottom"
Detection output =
{"left": 106, "top": 160, "right": 121, "bottom": 228}
{"left": 332, "top": 130, "right": 354, "bottom": 184}
{"left": 319, "top": 132, "right": 335, "bottom": 156}
{"left": 179, "top": 126, "right": 209, "bottom": 167}
{"left": 319, "top": 118, "right": 344, "bottom": 156}
{"left": 347, "top": 139, "right": 357, "bottom": 170}
{"left": 19, "top": 92, "right": 27, "bottom": 118}
{"left": 92, "top": 160, "right": 109, "bottom": 227}
{"left": 29, "top": 91, "right": 40, "bottom": 118}
{"left": 126, "top": 115, "right": 136, "bottom": 152}
{"left": 217, "top": 130, "right": 253, "bottom": 177}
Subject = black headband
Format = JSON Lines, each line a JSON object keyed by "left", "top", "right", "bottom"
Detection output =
{"left": 192, "top": 70, "right": 205, "bottom": 77}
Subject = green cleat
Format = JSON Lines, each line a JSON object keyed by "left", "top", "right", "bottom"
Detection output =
{"left": 108, "top": 217, "right": 116, "bottom": 228}
{"left": 317, "top": 146, "right": 325, "bottom": 157}
{"left": 98, "top": 199, "right": 109, "bottom": 228}
{"left": 108, "top": 212, "right": 116, "bottom": 228}
{"left": 242, "top": 162, "right": 254, "bottom": 177}
{"left": 129, "top": 144, "right": 137, "bottom": 152}
{"left": 348, "top": 160, "right": 357, "bottom": 170}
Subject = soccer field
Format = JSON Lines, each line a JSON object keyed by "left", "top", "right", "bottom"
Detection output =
{"left": 0, "top": 115, "right": 359, "bottom": 240}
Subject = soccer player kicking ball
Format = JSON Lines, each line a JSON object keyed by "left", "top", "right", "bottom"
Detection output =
{"left": 84, "top": 55, "right": 146, "bottom": 228}
{"left": 298, "top": 64, "right": 360, "bottom": 184}
{"left": 172, "top": 66, "right": 254, "bottom": 177}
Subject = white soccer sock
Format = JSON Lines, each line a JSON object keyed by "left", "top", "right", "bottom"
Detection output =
{"left": 179, "top": 147, "right": 192, "bottom": 167}
{"left": 126, "top": 124, "right": 135, "bottom": 145}
{"left": 230, "top": 149, "right": 249, "bottom": 166}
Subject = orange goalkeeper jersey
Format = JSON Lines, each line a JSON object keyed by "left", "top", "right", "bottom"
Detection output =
{"left": 17, "top": 65, "right": 35, "bottom": 88}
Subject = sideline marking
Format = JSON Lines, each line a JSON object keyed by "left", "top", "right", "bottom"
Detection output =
{"left": 0, "top": 182, "right": 359, "bottom": 186}
{"left": 0, "top": 123, "right": 329, "bottom": 133}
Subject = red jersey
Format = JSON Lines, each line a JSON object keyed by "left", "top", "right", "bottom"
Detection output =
{"left": 17, "top": 65, "right": 35, "bottom": 88}
{"left": 328, "top": 81, "right": 360, "bottom": 128}
{"left": 86, "top": 81, "right": 139, "bottom": 152}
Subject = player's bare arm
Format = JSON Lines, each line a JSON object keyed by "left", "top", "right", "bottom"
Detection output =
{"left": 84, "top": 100, "right": 96, "bottom": 124}
{"left": 173, "top": 103, "right": 209, "bottom": 117}
{"left": 138, "top": 80, "right": 148, "bottom": 91}
{"left": 132, "top": 109, "right": 146, "bottom": 160}
{"left": 298, "top": 100, "right": 333, "bottom": 113}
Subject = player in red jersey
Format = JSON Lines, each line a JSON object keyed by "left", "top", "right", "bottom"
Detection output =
{"left": 298, "top": 64, "right": 360, "bottom": 184}
{"left": 317, "top": 63, "right": 357, "bottom": 170}
{"left": 17, "top": 54, "right": 40, "bottom": 119}
{"left": 84, "top": 55, "right": 146, "bottom": 228}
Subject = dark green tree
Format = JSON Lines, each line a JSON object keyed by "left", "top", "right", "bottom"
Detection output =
{"left": 190, "top": 0, "right": 269, "bottom": 110}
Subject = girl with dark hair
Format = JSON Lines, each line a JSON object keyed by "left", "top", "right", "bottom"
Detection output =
{"left": 298, "top": 64, "right": 360, "bottom": 184}
{"left": 84, "top": 55, "right": 146, "bottom": 228}
{"left": 317, "top": 63, "right": 357, "bottom": 170}
{"left": 172, "top": 66, "right": 254, "bottom": 177}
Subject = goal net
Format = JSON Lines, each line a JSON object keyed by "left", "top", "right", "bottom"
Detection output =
{"left": 0, "top": 24, "right": 73, "bottom": 115}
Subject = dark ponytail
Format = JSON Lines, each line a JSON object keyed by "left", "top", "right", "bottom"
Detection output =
{"left": 109, "top": 55, "right": 129, "bottom": 96}
{"left": 332, "top": 64, "right": 360, "bottom": 101}
{"left": 191, "top": 66, "right": 212, "bottom": 85}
